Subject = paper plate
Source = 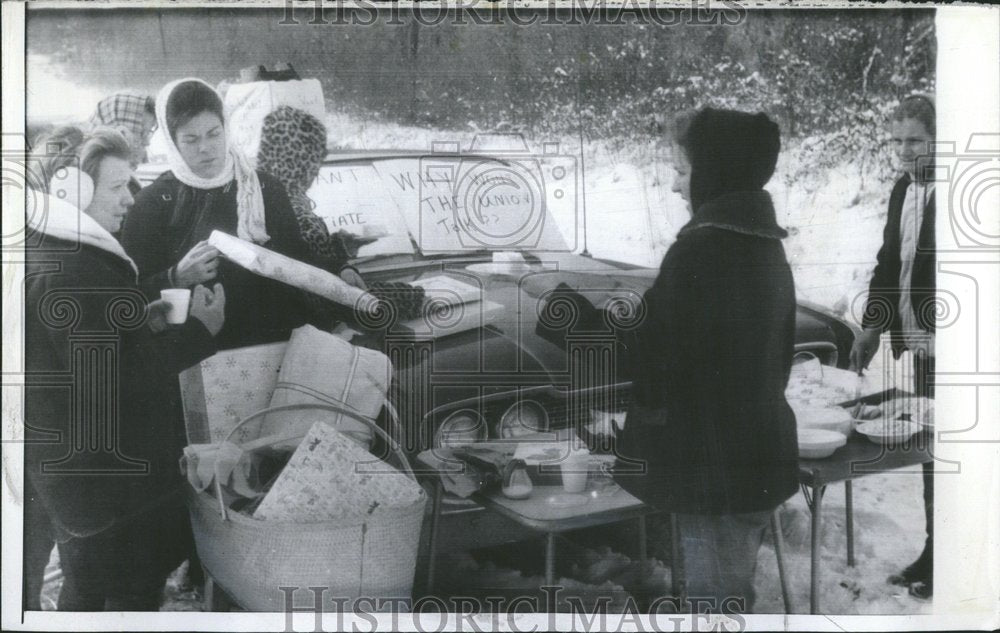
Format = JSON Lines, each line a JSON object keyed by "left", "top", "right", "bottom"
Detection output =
{"left": 465, "top": 263, "right": 537, "bottom": 277}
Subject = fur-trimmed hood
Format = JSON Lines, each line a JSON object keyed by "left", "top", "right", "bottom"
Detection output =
{"left": 677, "top": 190, "right": 788, "bottom": 241}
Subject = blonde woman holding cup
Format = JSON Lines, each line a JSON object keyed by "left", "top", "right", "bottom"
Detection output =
{"left": 25, "top": 127, "right": 225, "bottom": 610}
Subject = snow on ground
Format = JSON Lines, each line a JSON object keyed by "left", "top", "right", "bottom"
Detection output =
{"left": 38, "top": 466, "right": 930, "bottom": 615}
{"left": 31, "top": 72, "right": 926, "bottom": 615}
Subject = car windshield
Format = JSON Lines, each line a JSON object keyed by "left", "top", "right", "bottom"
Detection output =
{"left": 305, "top": 155, "right": 574, "bottom": 260}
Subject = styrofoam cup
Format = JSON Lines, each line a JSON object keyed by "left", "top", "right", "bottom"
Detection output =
{"left": 560, "top": 453, "right": 589, "bottom": 493}
{"left": 161, "top": 288, "right": 191, "bottom": 325}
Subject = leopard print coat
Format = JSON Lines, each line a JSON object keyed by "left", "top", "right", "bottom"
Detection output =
{"left": 257, "top": 105, "right": 351, "bottom": 272}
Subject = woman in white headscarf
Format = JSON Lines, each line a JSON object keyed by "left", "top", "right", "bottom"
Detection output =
{"left": 121, "top": 78, "right": 315, "bottom": 350}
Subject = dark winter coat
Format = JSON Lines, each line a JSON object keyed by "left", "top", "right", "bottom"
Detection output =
{"left": 861, "top": 173, "right": 936, "bottom": 359}
{"left": 24, "top": 232, "right": 216, "bottom": 542}
{"left": 121, "top": 170, "right": 315, "bottom": 350}
{"left": 617, "top": 190, "right": 800, "bottom": 515}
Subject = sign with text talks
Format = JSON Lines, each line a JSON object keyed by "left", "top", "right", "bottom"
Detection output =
{"left": 305, "top": 163, "right": 414, "bottom": 257}
{"left": 372, "top": 158, "right": 571, "bottom": 253}
{"left": 372, "top": 158, "right": 465, "bottom": 252}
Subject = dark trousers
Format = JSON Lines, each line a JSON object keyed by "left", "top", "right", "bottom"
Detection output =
{"left": 56, "top": 499, "right": 193, "bottom": 611}
{"left": 23, "top": 479, "right": 54, "bottom": 611}
{"left": 914, "top": 351, "right": 934, "bottom": 573}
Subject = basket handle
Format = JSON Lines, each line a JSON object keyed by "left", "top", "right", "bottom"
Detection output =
{"left": 213, "top": 402, "right": 412, "bottom": 521}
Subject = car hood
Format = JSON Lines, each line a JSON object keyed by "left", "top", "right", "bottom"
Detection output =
{"left": 365, "top": 252, "right": 651, "bottom": 374}
{"left": 364, "top": 250, "right": 850, "bottom": 389}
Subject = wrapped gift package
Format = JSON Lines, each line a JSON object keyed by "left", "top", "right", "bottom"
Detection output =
{"left": 223, "top": 79, "right": 326, "bottom": 161}
{"left": 179, "top": 341, "right": 288, "bottom": 444}
{"left": 253, "top": 421, "right": 423, "bottom": 522}
{"left": 262, "top": 324, "right": 392, "bottom": 442}
{"left": 208, "top": 230, "right": 378, "bottom": 313}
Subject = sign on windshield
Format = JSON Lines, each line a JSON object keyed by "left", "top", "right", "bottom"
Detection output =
{"left": 306, "top": 163, "right": 415, "bottom": 257}
{"left": 305, "top": 154, "right": 574, "bottom": 256}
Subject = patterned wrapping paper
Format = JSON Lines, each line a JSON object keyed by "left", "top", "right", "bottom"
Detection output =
{"left": 179, "top": 341, "right": 288, "bottom": 444}
{"left": 208, "top": 230, "right": 378, "bottom": 313}
{"left": 253, "top": 422, "right": 422, "bottom": 522}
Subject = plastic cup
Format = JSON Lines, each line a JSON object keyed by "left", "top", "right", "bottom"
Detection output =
{"left": 560, "top": 452, "right": 589, "bottom": 493}
{"left": 160, "top": 288, "right": 191, "bottom": 325}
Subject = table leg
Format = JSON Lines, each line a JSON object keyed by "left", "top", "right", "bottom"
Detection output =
{"left": 809, "top": 484, "right": 825, "bottom": 615}
{"left": 845, "top": 480, "right": 855, "bottom": 567}
{"left": 425, "top": 479, "right": 443, "bottom": 594}
{"left": 637, "top": 515, "right": 647, "bottom": 562}
{"left": 203, "top": 573, "right": 232, "bottom": 612}
{"left": 771, "top": 510, "right": 793, "bottom": 614}
{"left": 670, "top": 513, "right": 682, "bottom": 597}
{"left": 545, "top": 532, "right": 557, "bottom": 587}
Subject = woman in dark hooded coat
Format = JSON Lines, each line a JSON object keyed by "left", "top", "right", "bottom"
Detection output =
{"left": 25, "top": 128, "right": 225, "bottom": 610}
{"left": 617, "top": 108, "right": 798, "bottom": 613}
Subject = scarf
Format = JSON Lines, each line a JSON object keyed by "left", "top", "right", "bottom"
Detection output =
{"left": 89, "top": 92, "right": 150, "bottom": 152}
{"left": 30, "top": 193, "right": 139, "bottom": 279}
{"left": 156, "top": 78, "right": 270, "bottom": 244}
{"left": 256, "top": 105, "right": 327, "bottom": 202}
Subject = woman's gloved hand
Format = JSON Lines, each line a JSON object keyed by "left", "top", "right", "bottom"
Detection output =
{"left": 173, "top": 240, "right": 221, "bottom": 287}
{"left": 339, "top": 267, "right": 367, "bottom": 290}
{"left": 190, "top": 283, "right": 226, "bottom": 336}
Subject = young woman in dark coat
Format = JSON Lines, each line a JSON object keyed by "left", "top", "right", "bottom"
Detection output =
{"left": 617, "top": 108, "right": 799, "bottom": 613}
{"left": 24, "top": 128, "right": 225, "bottom": 610}
{"left": 121, "top": 78, "right": 320, "bottom": 350}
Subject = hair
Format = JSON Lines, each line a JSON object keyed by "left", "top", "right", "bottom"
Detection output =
{"left": 78, "top": 128, "right": 132, "bottom": 183}
{"left": 165, "top": 80, "right": 224, "bottom": 141}
{"left": 143, "top": 95, "right": 156, "bottom": 115}
{"left": 669, "top": 109, "right": 699, "bottom": 157}
{"left": 892, "top": 93, "right": 935, "bottom": 136}
{"left": 29, "top": 126, "right": 86, "bottom": 191}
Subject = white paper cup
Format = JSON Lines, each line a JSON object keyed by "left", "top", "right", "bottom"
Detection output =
{"left": 160, "top": 289, "right": 191, "bottom": 325}
{"left": 560, "top": 453, "right": 589, "bottom": 493}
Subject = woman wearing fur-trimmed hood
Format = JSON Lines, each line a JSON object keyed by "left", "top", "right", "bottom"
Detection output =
{"left": 618, "top": 107, "right": 798, "bottom": 613}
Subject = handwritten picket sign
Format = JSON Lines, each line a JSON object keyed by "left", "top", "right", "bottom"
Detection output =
{"left": 305, "top": 163, "right": 414, "bottom": 257}
{"left": 223, "top": 79, "right": 326, "bottom": 161}
{"left": 370, "top": 158, "right": 466, "bottom": 253}
{"left": 372, "top": 157, "right": 570, "bottom": 254}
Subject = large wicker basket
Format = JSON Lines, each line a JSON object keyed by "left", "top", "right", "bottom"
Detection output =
{"left": 186, "top": 403, "right": 426, "bottom": 611}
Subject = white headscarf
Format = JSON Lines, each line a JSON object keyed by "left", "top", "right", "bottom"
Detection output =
{"left": 156, "top": 78, "right": 270, "bottom": 244}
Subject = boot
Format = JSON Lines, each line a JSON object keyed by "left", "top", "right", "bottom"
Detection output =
{"left": 908, "top": 579, "right": 932, "bottom": 600}
{"left": 888, "top": 541, "right": 931, "bottom": 586}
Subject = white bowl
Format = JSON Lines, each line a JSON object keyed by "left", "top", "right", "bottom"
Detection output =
{"left": 793, "top": 405, "right": 854, "bottom": 437}
{"left": 855, "top": 418, "right": 921, "bottom": 445}
{"left": 797, "top": 429, "right": 847, "bottom": 459}
{"left": 882, "top": 397, "right": 935, "bottom": 430}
